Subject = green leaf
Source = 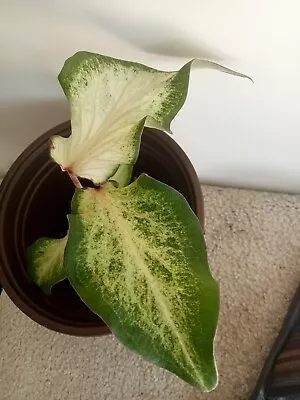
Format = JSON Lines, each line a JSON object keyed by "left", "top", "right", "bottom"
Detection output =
{"left": 109, "top": 164, "right": 133, "bottom": 188}
{"left": 27, "top": 236, "right": 68, "bottom": 294}
{"left": 51, "top": 51, "right": 251, "bottom": 184}
{"left": 65, "top": 174, "right": 219, "bottom": 391}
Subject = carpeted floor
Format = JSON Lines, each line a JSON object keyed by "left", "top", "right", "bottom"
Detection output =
{"left": 1, "top": 185, "right": 300, "bottom": 400}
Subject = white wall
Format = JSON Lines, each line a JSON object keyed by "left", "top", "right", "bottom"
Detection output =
{"left": 1, "top": 0, "right": 300, "bottom": 192}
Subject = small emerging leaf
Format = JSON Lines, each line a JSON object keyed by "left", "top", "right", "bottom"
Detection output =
{"left": 51, "top": 51, "right": 250, "bottom": 184}
{"left": 109, "top": 164, "right": 133, "bottom": 188}
{"left": 65, "top": 174, "right": 219, "bottom": 391}
{"left": 28, "top": 236, "right": 68, "bottom": 294}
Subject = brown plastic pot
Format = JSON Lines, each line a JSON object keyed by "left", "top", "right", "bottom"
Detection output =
{"left": 0, "top": 121, "right": 204, "bottom": 336}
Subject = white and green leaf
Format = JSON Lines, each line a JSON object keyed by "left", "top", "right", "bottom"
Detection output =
{"left": 27, "top": 236, "right": 68, "bottom": 294}
{"left": 65, "top": 174, "right": 219, "bottom": 391}
{"left": 109, "top": 164, "right": 133, "bottom": 188}
{"left": 51, "top": 51, "right": 251, "bottom": 185}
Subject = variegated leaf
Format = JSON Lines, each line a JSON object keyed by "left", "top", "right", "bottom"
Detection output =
{"left": 65, "top": 174, "right": 219, "bottom": 391}
{"left": 27, "top": 236, "right": 67, "bottom": 294}
{"left": 51, "top": 51, "right": 250, "bottom": 185}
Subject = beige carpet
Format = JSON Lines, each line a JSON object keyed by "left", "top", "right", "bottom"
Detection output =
{"left": 1, "top": 185, "right": 300, "bottom": 400}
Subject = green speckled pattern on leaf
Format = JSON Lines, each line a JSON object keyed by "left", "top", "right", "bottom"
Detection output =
{"left": 65, "top": 174, "right": 219, "bottom": 391}
{"left": 50, "top": 52, "right": 191, "bottom": 185}
{"left": 51, "top": 51, "right": 250, "bottom": 185}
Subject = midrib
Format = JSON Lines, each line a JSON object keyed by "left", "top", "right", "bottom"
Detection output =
{"left": 101, "top": 191, "right": 204, "bottom": 387}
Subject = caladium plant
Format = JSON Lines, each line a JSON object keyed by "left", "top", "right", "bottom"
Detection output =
{"left": 28, "top": 51, "right": 250, "bottom": 391}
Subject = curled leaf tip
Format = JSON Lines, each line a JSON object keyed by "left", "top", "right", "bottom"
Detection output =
{"left": 189, "top": 58, "right": 253, "bottom": 82}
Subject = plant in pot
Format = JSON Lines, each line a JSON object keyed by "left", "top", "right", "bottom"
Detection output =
{"left": 0, "top": 52, "right": 250, "bottom": 391}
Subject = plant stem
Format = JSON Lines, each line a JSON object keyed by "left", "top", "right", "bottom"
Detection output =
{"left": 68, "top": 172, "right": 82, "bottom": 189}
